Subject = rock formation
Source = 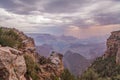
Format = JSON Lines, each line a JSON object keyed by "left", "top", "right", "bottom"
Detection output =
{"left": 34, "top": 51, "right": 64, "bottom": 80}
{"left": 49, "top": 52, "right": 64, "bottom": 75}
{"left": 104, "top": 30, "right": 120, "bottom": 64}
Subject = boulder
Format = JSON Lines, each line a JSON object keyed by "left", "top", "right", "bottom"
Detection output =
{"left": 0, "top": 47, "right": 26, "bottom": 80}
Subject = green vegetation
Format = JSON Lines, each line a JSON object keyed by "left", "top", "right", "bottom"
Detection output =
{"left": 24, "top": 54, "right": 40, "bottom": 80}
{"left": 80, "top": 56, "right": 120, "bottom": 80}
{"left": 80, "top": 69, "right": 99, "bottom": 80}
{"left": 60, "top": 69, "right": 77, "bottom": 80}
{"left": 0, "top": 28, "right": 22, "bottom": 48}
{"left": 51, "top": 69, "right": 78, "bottom": 80}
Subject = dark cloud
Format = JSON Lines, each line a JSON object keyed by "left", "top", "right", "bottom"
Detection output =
{"left": 0, "top": 0, "right": 17, "bottom": 10}
{"left": 0, "top": 0, "right": 90, "bottom": 14}
{"left": 20, "top": 0, "right": 37, "bottom": 5}
{"left": 43, "top": 0, "right": 89, "bottom": 13}
{"left": 0, "top": 0, "right": 24, "bottom": 14}
{"left": 94, "top": 13, "right": 120, "bottom": 25}
{"left": 0, "top": 0, "right": 41, "bottom": 14}
{"left": 114, "top": 0, "right": 120, "bottom": 2}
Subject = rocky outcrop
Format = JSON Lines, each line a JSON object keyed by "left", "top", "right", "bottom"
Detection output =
{"left": 36, "top": 51, "right": 64, "bottom": 80}
{"left": 0, "top": 27, "right": 35, "bottom": 52}
{"left": 49, "top": 52, "right": 64, "bottom": 76}
{"left": 104, "top": 30, "right": 120, "bottom": 64}
{"left": 0, "top": 46, "right": 26, "bottom": 80}
{"left": 12, "top": 28, "right": 35, "bottom": 52}
{"left": 0, "top": 27, "right": 64, "bottom": 80}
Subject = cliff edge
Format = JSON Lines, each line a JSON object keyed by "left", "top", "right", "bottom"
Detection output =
{"left": 104, "top": 30, "right": 120, "bottom": 64}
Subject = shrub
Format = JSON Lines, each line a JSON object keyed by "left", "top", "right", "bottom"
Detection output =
{"left": 60, "top": 69, "right": 77, "bottom": 80}
{"left": 80, "top": 69, "right": 99, "bottom": 80}
{"left": 24, "top": 54, "right": 40, "bottom": 80}
{"left": 0, "top": 28, "right": 22, "bottom": 48}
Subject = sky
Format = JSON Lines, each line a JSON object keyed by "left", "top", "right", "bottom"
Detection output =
{"left": 0, "top": 0, "right": 120, "bottom": 39}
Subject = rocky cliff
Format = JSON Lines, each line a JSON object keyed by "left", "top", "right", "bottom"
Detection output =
{"left": 80, "top": 30, "right": 120, "bottom": 80}
{"left": 0, "top": 27, "right": 64, "bottom": 80}
{"left": 104, "top": 30, "right": 120, "bottom": 64}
